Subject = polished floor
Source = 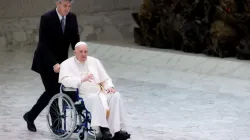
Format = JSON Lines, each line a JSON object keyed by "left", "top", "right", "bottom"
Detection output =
{"left": 0, "top": 43, "right": 250, "bottom": 140}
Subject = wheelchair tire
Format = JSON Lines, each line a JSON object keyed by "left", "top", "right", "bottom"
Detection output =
{"left": 46, "top": 93, "right": 77, "bottom": 140}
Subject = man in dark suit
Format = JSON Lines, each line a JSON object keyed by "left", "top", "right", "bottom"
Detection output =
{"left": 23, "top": 0, "right": 80, "bottom": 132}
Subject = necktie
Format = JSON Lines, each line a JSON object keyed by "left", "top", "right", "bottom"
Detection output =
{"left": 61, "top": 17, "right": 65, "bottom": 33}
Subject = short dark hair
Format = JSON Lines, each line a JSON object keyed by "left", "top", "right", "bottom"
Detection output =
{"left": 57, "top": 0, "right": 74, "bottom": 3}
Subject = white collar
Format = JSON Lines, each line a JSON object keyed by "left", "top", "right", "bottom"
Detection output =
{"left": 74, "top": 56, "right": 81, "bottom": 64}
{"left": 56, "top": 8, "right": 66, "bottom": 21}
{"left": 74, "top": 56, "right": 87, "bottom": 65}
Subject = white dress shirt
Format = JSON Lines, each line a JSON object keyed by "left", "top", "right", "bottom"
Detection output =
{"left": 56, "top": 8, "right": 66, "bottom": 27}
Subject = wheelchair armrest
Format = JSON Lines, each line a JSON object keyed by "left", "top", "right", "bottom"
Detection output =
{"left": 61, "top": 85, "right": 78, "bottom": 102}
{"left": 62, "top": 86, "right": 77, "bottom": 92}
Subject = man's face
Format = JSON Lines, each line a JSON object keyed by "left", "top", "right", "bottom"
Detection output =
{"left": 56, "top": 0, "right": 71, "bottom": 16}
{"left": 75, "top": 45, "right": 88, "bottom": 62}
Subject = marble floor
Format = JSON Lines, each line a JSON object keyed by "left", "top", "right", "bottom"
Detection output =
{"left": 0, "top": 43, "right": 250, "bottom": 140}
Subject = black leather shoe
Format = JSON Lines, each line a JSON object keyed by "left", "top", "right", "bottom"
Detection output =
{"left": 100, "top": 127, "right": 112, "bottom": 140}
{"left": 113, "top": 130, "right": 131, "bottom": 140}
{"left": 23, "top": 112, "right": 37, "bottom": 132}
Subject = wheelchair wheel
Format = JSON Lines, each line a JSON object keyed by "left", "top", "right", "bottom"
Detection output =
{"left": 46, "top": 93, "right": 77, "bottom": 140}
{"left": 79, "top": 129, "right": 102, "bottom": 140}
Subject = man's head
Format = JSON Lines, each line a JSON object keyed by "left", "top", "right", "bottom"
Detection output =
{"left": 56, "top": 0, "right": 73, "bottom": 16}
{"left": 74, "top": 42, "right": 88, "bottom": 62}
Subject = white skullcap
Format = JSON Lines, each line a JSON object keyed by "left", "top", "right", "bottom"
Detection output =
{"left": 75, "top": 41, "right": 88, "bottom": 49}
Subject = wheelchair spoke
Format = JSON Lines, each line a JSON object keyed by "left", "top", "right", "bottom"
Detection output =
{"left": 50, "top": 101, "right": 60, "bottom": 115}
{"left": 46, "top": 93, "right": 95, "bottom": 140}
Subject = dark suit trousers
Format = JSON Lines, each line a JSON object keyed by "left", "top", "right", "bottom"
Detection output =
{"left": 27, "top": 69, "right": 61, "bottom": 127}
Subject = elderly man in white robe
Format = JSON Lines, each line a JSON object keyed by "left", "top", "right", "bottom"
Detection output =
{"left": 58, "top": 41, "right": 130, "bottom": 140}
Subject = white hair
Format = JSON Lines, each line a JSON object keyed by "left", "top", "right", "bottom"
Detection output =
{"left": 75, "top": 41, "right": 88, "bottom": 49}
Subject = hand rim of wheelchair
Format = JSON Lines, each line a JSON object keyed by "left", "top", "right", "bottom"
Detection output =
{"left": 46, "top": 85, "right": 100, "bottom": 140}
{"left": 46, "top": 93, "right": 77, "bottom": 139}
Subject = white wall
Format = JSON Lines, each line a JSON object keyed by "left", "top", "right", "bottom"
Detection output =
{"left": 0, "top": 0, "right": 142, "bottom": 18}
{"left": 0, "top": 0, "right": 142, "bottom": 50}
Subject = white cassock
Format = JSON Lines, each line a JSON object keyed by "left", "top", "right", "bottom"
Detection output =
{"left": 58, "top": 56, "right": 126, "bottom": 136}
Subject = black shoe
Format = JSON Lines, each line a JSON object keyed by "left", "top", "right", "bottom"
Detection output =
{"left": 113, "top": 130, "right": 131, "bottom": 140}
{"left": 100, "top": 127, "right": 112, "bottom": 140}
{"left": 23, "top": 112, "right": 37, "bottom": 132}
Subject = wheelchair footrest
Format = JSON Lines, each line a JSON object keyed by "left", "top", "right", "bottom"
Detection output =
{"left": 78, "top": 129, "right": 102, "bottom": 140}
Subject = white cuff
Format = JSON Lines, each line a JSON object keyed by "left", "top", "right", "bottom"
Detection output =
{"left": 103, "top": 82, "right": 114, "bottom": 90}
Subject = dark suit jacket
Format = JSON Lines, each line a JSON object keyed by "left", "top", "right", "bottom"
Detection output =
{"left": 31, "top": 8, "right": 80, "bottom": 74}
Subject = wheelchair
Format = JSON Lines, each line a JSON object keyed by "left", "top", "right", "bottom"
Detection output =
{"left": 45, "top": 85, "right": 102, "bottom": 140}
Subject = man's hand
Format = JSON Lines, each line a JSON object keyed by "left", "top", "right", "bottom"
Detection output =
{"left": 107, "top": 87, "right": 116, "bottom": 94}
{"left": 53, "top": 63, "right": 60, "bottom": 73}
{"left": 81, "top": 74, "right": 94, "bottom": 82}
